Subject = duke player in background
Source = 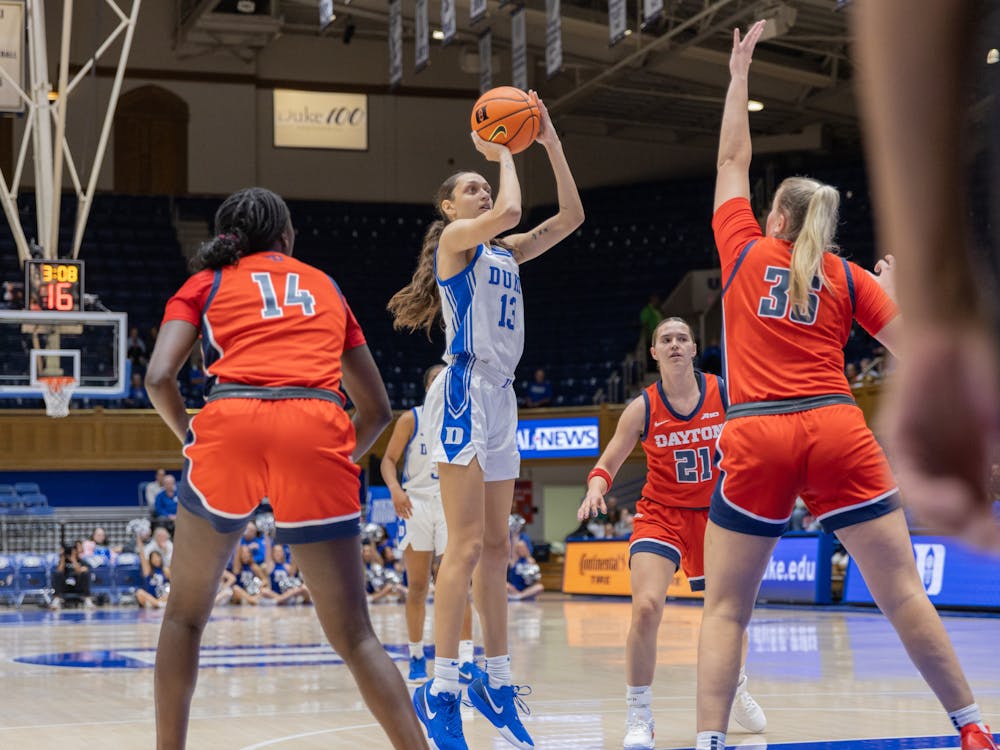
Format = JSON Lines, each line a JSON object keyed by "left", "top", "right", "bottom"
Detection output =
{"left": 694, "top": 23, "right": 997, "bottom": 750}
{"left": 388, "top": 94, "right": 584, "bottom": 750}
{"left": 577, "top": 317, "right": 765, "bottom": 750}
{"left": 381, "top": 363, "right": 487, "bottom": 685}
{"left": 145, "top": 187, "right": 428, "bottom": 750}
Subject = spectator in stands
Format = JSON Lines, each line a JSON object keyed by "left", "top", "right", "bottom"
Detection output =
{"left": 363, "top": 542, "right": 406, "bottom": 603}
{"left": 186, "top": 346, "right": 207, "bottom": 404}
{"left": 83, "top": 526, "right": 120, "bottom": 561}
{"left": 144, "top": 526, "right": 173, "bottom": 568}
{"left": 506, "top": 540, "right": 544, "bottom": 601}
{"left": 240, "top": 520, "right": 267, "bottom": 566}
{"left": 615, "top": 507, "right": 635, "bottom": 538}
{"left": 127, "top": 326, "right": 147, "bottom": 367}
{"left": 125, "top": 372, "right": 150, "bottom": 408}
{"left": 136, "top": 542, "right": 170, "bottom": 609}
{"left": 700, "top": 338, "right": 723, "bottom": 375}
{"left": 638, "top": 294, "right": 664, "bottom": 372}
{"left": 144, "top": 468, "right": 167, "bottom": 507}
{"left": 51, "top": 540, "right": 95, "bottom": 609}
{"left": 262, "top": 544, "right": 311, "bottom": 605}
{"left": 845, "top": 362, "right": 861, "bottom": 387}
{"left": 525, "top": 368, "right": 553, "bottom": 408}
{"left": 152, "top": 475, "right": 178, "bottom": 532}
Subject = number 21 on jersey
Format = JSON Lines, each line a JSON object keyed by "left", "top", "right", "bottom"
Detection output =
{"left": 251, "top": 272, "right": 316, "bottom": 319}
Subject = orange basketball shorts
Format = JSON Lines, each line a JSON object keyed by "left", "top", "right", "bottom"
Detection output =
{"left": 178, "top": 398, "right": 361, "bottom": 544}
{"left": 629, "top": 501, "right": 708, "bottom": 591}
{"left": 709, "top": 404, "right": 900, "bottom": 537}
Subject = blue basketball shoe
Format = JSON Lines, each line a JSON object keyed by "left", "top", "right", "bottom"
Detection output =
{"left": 466, "top": 677, "right": 534, "bottom": 749}
{"left": 412, "top": 682, "right": 468, "bottom": 750}
{"left": 408, "top": 655, "right": 429, "bottom": 682}
{"left": 458, "top": 659, "right": 487, "bottom": 686}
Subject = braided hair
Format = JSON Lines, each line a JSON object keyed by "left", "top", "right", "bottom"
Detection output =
{"left": 190, "top": 187, "right": 292, "bottom": 272}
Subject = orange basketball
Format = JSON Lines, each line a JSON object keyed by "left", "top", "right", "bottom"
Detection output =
{"left": 470, "top": 86, "right": 540, "bottom": 155}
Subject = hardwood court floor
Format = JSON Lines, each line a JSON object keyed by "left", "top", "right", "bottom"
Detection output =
{"left": 1, "top": 595, "right": 998, "bottom": 749}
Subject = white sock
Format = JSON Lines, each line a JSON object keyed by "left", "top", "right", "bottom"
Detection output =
{"left": 486, "top": 654, "right": 512, "bottom": 689}
{"left": 696, "top": 730, "right": 726, "bottom": 750}
{"left": 459, "top": 639, "right": 474, "bottom": 665}
{"left": 949, "top": 703, "right": 984, "bottom": 732}
{"left": 626, "top": 685, "right": 652, "bottom": 718}
{"left": 430, "top": 658, "right": 460, "bottom": 696}
{"left": 408, "top": 641, "right": 423, "bottom": 659}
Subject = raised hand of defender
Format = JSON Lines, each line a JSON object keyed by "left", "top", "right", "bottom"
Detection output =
{"left": 577, "top": 486, "right": 607, "bottom": 521}
{"left": 730, "top": 20, "right": 766, "bottom": 78}
{"left": 872, "top": 253, "right": 897, "bottom": 302}
{"left": 533, "top": 92, "right": 557, "bottom": 147}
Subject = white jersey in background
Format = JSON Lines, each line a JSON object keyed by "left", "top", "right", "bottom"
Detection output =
{"left": 438, "top": 243, "right": 524, "bottom": 379}
{"left": 402, "top": 405, "right": 440, "bottom": 499}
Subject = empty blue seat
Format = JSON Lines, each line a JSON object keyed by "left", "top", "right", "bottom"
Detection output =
{"left": 13, "top": 482, "right": 40, "bottom": 495}
{"left": 15, "top": 554, "right": 50, "bottom": 607}
{"left": 21, "top": 494, "right": 53, "bottom": 515}
{"left": 85, "top": 555, "right": 115, "bottom": 603}
{"left": 0, "top": 484, "right": 15, "bottom": 496}
{"left": 113, "top": 554, "right": 143, "bottom": 599}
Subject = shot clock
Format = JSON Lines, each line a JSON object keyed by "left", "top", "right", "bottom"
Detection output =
{"left": 25, "top": 259, "right": 84, "bottom": 312}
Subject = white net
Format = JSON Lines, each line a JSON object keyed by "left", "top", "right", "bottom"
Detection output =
{"left": 39, "top": 376, "right": 77, "bottom": 418}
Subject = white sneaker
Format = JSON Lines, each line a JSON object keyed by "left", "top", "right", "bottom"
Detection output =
{"left": 623, "top": 713, "right": 655, "bottom": 750}
{"left": 731, "top": 674, "right": 766, "bottom": 733}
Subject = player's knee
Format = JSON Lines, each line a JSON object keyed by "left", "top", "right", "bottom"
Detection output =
{"left": 479, "top": 534, "right": 509, "bottom": 564}
{"left": 631, "top": 593, "right": 664, "bottom": 628}
{"left": 448, "top": 537, "right": 483, "bottom": 570}
{"left": 408, "top": 578, "right": 430, "bottom": 599}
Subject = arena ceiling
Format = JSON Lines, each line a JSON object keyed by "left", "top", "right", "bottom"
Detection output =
{"left": 177, "top": 0, "right": 856, "bottom": 148}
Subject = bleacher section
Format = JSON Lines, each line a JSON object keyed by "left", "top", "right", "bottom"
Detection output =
{"left": 1, "top": 163, "right": 882, "bottom": 409}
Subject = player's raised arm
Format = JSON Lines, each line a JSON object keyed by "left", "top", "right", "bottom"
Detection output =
{"left": 714, "top": 20, "right": 766, "bottom": 212}
{"left": 577, "top": 397, "right": 645, "bottom": 520}
{"left": 380, "top": 410, "right": 416, "bottom": 520}
{"left": 438, "top": 137, "right": 522, "bottom": 257}
{"left": 504, "top": 96, "right": 585, "bottom": 264}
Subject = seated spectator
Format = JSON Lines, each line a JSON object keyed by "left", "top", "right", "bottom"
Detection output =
{"left": 230, "top": 545, "right": 266, "bottom": 605}
{"left": 125, "top": 372, "right": 150, "bottom": 408}
{"left": 51, "top": 541, "right": 95, "bottom": 609}
{"left": 363, "top": 542, "right": 405, "bottom": 603}
{"left": 127, "top": 326, "right": 147, "bottom": 368}
{"left": 136, "top": 541, "right": 170, "bottom": 609}
{"left": 614, "top": 507, "right": 635, "bottom": 538}
{"left": 152, "top": 475, "right": 178, "bottom": 533}
{"left": 144, "top": 526, "right": 174, "bottom": 568}
{"left": 240, "top": 520, "right": 268, "bottom": 566}
{"left": 262, "top": 545, "right": 311, "bottom": 605}
{"left": 507, "top": 540, "right": 544, "bottom": 601}
{"left": 144, "top": 468, "right": 167, "bottom": 507}
{"left": 525, "top": 368, "right": 553, "bottom": 408}
{"left": 637, "top": 294, "right": 663, "bottom": 372}
{"left": 82, "top": 526, "right": 120, "bottom": 562}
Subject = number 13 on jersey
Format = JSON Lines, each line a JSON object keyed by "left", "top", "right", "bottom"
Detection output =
{"left": 498, "top": 294, "right": 517, "bottom": 330}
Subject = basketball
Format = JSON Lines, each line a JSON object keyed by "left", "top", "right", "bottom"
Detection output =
{"left": 470, "top": 86, "right": 540, "bottom": 155}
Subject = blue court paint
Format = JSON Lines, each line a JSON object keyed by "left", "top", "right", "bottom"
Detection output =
{"left": 0, "top": 609, "right": 248, "bottom": 627}
{"left": 15, "top": 642, "right": 479, "bottom": 669}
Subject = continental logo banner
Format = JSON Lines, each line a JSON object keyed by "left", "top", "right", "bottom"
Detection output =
{"left": 562, "top": 541, "right": 703, "bottom": 599}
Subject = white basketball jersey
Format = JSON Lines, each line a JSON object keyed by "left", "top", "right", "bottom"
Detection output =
{"left": 402, "top": 406, "right": 439, "bottom": 498}
{"left": 438, "top": 244, "right": 524, "bottom": 379}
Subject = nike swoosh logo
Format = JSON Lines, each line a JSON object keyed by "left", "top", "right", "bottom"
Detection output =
{"left": 483, "top": 684, "right": 504, "bottom": 715}
{"left": 459, "top": 671, "right": 473, "bottom": 681}
{"left": 654, "top": 419, "right": 671, "bottom": 427}
{"left": 423, "top": 690, "right": 437, "bottom": 719}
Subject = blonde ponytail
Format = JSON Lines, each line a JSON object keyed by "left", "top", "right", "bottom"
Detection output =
{"left": 774, "top": 178, "right": 840, "bottom": 318}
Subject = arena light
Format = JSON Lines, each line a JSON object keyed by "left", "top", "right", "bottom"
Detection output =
{"left": 432, "top": 29, "right": 445, "bottom": 40}
{"left": 747, "top": 99, "right": 764, "bottom": 112}
{"left": 988, "top": 48, "right": 999, "bottom": 65}
{"left": 624, "top": 29, "right": 633, "bottom": 36}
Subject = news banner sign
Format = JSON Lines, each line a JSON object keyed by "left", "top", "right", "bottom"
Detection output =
{"left": 844, "top": 534, "right": 1000, "bottom": 609}
{"left": 563, "top": 533, "right": 833, "bottom": 604}
{"left": 516, "top": 416, "right": 599, "bottom": 460}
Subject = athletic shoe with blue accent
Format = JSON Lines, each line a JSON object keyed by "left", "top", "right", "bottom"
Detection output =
{"left": 458, "top": 659, "right": 487, "bottom": 685}
{"left": 408, "top": 655, "right": 429, "bottom": 682}
{"left": 466, "top": 677, "right": 534, "bottom": 749}
{"left": 413, "top": 682, "right": 468, "bottom": 750}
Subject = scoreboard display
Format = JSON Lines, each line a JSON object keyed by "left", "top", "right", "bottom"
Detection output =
{"left": 25, "top": 259, "right": 84, "bottom": 312}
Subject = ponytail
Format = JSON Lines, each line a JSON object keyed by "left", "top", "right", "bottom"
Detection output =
{"left": 774, "top": 178, "right": 840, "bottom": 318}
{"left": 189, "top": 229, "right": 247, "bottom": 272}
{"left": 387, "top": 220, "right": 444, "bottom": 337}
{"left": 189, "top": 187, "right": 291, "bottom": 273}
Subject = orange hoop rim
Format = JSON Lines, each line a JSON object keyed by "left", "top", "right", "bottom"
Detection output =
{"left": 38, "top": 375, "right": 78, "bottom": 393}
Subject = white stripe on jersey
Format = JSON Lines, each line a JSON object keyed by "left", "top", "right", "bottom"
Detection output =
{"left": 402, "top": 405, "right": 439, "bottom": 498}
{"left": 437, "top": 244, "right": 524, "bottom": 379}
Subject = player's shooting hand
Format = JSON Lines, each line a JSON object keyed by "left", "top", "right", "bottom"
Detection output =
{"left": 471, "top": 132, "right": 509, "bottom": 162}
{"left": 730, "top": 20, "right": 766, "bottom": 79}
{"left": 390, "top": 487, "right": 414, "bottom": 520}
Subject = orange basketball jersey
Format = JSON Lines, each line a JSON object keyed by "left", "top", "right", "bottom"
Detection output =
{"left": 712, "top": 197, "right": 898, "bottom": 405}
{"left": 640, "top": 371, "right": 727, "bottom": 509}
{"left": 162, "top": 252, "right": 365, "bottom": 395}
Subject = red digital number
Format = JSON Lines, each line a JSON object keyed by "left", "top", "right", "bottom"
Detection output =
{"left": 44, "top": 282, "right": 74, "bottom": 311}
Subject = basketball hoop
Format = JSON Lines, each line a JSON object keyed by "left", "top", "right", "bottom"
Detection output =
{"left": 38, "top": 375, "right": 77, "bottom": 418}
